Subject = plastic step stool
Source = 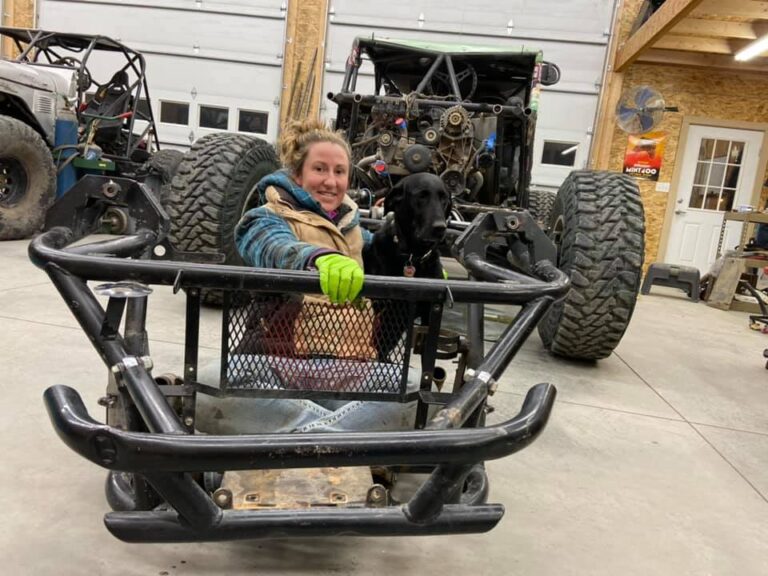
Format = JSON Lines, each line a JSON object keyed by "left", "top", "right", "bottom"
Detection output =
{"left": 641, "top": 263, "right": 701, "bottom": 302}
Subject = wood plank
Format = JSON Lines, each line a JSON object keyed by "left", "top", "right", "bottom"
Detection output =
{"left": 707, "top": 257, "right": 744, "bottom": 310}
{"left": 637, "top": 48, "right": 768, "bottom": 73}
{"left": 616, "top": 0, "right": 706, "bottom": 71}
{"left": 589, "top": 0, "right": 625, "bottom": 170}
{"left": 654, "top": 35, "right": 734, "bottom": 53}
{"left": 694, "top": 0, "right": 768, "bottom": 19}
{"left": 590, "top": 71, "right": 624, "bottom": 170}
{"left": 671, "top": 18, "right": 757, "bottom": 39}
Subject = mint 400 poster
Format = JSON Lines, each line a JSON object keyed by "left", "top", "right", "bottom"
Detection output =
{"left": 623, "top": 132, "right": 666, "bottom": 181}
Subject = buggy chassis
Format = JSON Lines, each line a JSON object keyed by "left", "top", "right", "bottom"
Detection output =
{"left": 31, "top": 176, "right": 569, "bottom": 542}
{"left": 1, "top": 27, "right": 160, "bottom": 163}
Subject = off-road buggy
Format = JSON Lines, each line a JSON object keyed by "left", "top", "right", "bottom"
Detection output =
{"left": 326, "top": 37, "right": 646, "bottom": 360}
{"left": 0, "top": 27, "right": 182, "bottom": 240}
{"left": 34, "top": 175, "right": 567, "bottom": 542}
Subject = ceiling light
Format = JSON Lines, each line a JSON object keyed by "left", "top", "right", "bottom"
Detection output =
{"left": 735, "top": 34, "right": 768, "bottom": 62}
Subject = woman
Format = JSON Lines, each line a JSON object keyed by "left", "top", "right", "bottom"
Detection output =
{"left": 195, "top": 118, "right": 417, "bottom": 434}
{"left": 235, "top": 118, "right": 369, "bottom": 305}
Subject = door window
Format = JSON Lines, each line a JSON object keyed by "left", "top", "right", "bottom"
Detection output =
{"left": 688, "top": 138, "right": 745, "bottom": 212}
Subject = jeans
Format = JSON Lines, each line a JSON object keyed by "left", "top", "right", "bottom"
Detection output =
{"left": 195, "top": 354, "right": 421, "bottom": 434}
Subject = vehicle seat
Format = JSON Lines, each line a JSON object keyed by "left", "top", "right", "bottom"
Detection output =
{"left": 82, "top": 70, "right": 134, "bottom": 146}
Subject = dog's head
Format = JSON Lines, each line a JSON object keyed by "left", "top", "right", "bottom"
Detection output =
{"left": 383, "top": 173, "right": 452, "bottom": 253}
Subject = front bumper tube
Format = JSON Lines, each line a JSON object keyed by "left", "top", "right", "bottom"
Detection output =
{"left": 44, "top": 382, "right": 556, "bottom": 542}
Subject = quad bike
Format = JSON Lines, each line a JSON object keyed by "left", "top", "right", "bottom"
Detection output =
{"left": 32, "top": 175, "right": 569, "bottom": 542}
{"left": 326, "top": 37, "right": 646, "bottom": 360}
{"left": 0, "top": 27, "right": 182, "bottom": 240}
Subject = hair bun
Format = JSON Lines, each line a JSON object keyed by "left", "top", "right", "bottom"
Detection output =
{"left": 279, "top": 118, "right": 351, "bottom": 175}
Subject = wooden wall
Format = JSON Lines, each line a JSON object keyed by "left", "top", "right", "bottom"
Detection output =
{"left": 1, "top": 0, "right": 36, "bottom": 57}
{"left": 606, "top": 65, "right": 768, "bottom": 266}
{"left": 605, "top": 0, "right": 768, "bottom": 267}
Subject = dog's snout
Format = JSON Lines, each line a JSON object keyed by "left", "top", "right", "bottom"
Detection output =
{"left": 431, "top": 221, "right": 447, "bottom": 239}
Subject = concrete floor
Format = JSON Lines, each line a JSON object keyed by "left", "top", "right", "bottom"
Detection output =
{"left": 1, "top": 236, "right": 768, "bottom": 575}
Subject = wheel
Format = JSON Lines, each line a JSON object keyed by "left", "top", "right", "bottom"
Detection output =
{"left": 140, "top": 148, "right": 184, "bottom": 205}
{"left": 0, "top": 116, "right": 57, "bottom": 240}
{"left": 527, "top": 188, "right": 556, "bottom": 228}
{"left": 166, "top": 133, "right": 280, "bottom": 303}
{"left": 538, "top": 170, "right": 645, "bottom": 360}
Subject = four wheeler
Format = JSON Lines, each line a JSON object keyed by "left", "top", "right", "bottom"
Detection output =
{"left": 0, "top": 27, "right": 182, "bottom": 240}
{"left": 33, "top": 175, "right": 567, "bottom": 542}
{"left": 328, "top": 37, "right": 646, "bottom": 360}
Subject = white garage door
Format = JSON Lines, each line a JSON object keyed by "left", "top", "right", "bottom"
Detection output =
{"left": 39, "top": 0, "right": 286, "bottom": 147}
{"left": 322, "top": 0, "right": 618, "bottom": 190}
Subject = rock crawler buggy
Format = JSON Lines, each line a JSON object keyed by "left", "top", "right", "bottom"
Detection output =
{"left": 0, "top": 27, "right": 182, "bottom": 240}
{"left": 33, "top": 175, "right": 570, "bottom": 542}
{"left": 327, "top": 37, "right": 646, "bottom": 360}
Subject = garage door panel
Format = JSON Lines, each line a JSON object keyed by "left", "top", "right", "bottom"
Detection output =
{"left": 331, "top": 0, "right": 611, "bottom": 40}
{"left": 40, "top": 0, "right": 285, "bottom": 145}
{"left": 41, "top": 1, "right": 284, "bottom": 62}
{"left": 42, "top": 0, "right": 283, "bottom": 18}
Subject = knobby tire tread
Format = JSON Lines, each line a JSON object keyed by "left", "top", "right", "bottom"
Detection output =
{"left": 0, "top": 115, "right": 56, "bottom": 240}
{"left": 538, "top": 170, "right": 645, "bottom": 360}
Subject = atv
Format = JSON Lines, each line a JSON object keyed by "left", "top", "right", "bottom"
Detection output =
{"left": 33, "top": 175, "right": 567, "bottom": 542}
{"left": 328, "top": 37, "right": 646, "bottom": 360}
{"left": 0, "top": 27, "right": 182, "bottom": 240}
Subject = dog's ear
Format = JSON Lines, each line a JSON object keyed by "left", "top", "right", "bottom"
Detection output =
{"left": 383, "top": 178, "right": 407, "bottom": 214}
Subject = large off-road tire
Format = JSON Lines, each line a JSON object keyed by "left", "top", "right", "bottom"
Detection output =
{"left": 141, "top": 148, "right": 184, "bottom": 205}
{"left": 167, "top": 133, "right": 280, "bottom": 303}
{"left": 527, "top": 188, "right": 556, "bottom": 228}
{"left": 538, "top": 171, "right": 645, "bottom": 360}
{"left": 0, "top": 116, "right": 57, "bottom": 240}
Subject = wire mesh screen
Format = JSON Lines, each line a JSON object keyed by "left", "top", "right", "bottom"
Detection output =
{"left": 220, "top": 291, "right": 416, "bottom": 400}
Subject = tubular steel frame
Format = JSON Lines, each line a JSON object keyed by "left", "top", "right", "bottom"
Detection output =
{"left": 0, "top": 26, "right": 161, "bottom": 158}
{"left": 30, "top": 178, "right": 569, "bottom": 543}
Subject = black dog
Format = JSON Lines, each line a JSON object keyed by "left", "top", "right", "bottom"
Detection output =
{"left": 363, "top": 173, "right": 452, "bottom": 360}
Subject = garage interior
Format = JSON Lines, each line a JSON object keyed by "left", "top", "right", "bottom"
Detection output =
{"left": 1, "top": 0, "right": 768, "bottom": 574}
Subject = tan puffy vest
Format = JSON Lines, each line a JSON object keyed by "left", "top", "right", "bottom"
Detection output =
{"left": 262, "top": 186, "right": 365, "bottom": 266}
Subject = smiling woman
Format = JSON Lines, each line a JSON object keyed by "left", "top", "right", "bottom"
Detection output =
{"left": 235, "top": 118, "right": 363, "bottom": 283}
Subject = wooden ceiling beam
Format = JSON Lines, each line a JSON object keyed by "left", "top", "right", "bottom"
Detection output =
{"left": 654, "top": 35, "right": 734, "bottom": 53}
{"left": 671, "top": 19, "right": 757, "bottom": 39}
{"left": 694, "top": 0, "right": 768, "bottom": 19}
{"left": 637, "top": 48, "right": 768, "bottom": 73}
{"left": 616, "top": 0, "right": 706, "bottom": 71}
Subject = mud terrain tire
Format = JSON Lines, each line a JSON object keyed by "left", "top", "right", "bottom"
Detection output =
{"left": 166, "top": 133, "right": 279, "bottom": 303}
{"left": 527, "top": 188, "right": 556, "bottom": 228}
{"left": 141, "top": 149, "right": 184, "bottom": 205}
{"left": 0, "top": 116, "right": 57, "bottom": 240}
{"left": 538, "top": 170, "right": 645, "bottom": 360}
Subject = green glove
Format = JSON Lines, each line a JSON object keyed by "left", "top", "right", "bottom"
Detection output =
{"left": 314, "top": 254, "right": 365, "bottom": 304}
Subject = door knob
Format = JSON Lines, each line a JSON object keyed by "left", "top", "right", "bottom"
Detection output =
{"left": 675, "top": 209, "right": 687, "bottom": 215}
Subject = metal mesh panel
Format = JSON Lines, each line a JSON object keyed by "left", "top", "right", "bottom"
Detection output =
{"left": 221, "top": 291, "right": 415, "bottom": 400}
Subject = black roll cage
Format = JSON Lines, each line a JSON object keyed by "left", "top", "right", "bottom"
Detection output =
{"left": 328, "top": 37, "right": 559, "bottom": 209}
{"left": 0, "top": 26, "right": 161, "bottom": 159}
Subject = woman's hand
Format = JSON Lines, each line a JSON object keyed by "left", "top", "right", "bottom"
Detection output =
{"left": 314, "top": 254, "right": 365, "bottom": 304}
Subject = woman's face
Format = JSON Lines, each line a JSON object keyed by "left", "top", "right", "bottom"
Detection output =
{"left": 295, "top": 142, "right": 350, "bottom": 213}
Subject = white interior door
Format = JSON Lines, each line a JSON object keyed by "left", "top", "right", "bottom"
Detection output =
{"left": 664, "top": 124, "right": 764, "bottom": 273}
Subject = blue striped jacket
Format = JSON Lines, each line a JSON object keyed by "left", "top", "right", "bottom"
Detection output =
{"left": 235, "top": 170, "right": 372, "bottom": 270}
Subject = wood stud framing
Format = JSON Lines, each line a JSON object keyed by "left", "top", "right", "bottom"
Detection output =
{"left": 615, "top": 0, "right": 768, "bottom": 73}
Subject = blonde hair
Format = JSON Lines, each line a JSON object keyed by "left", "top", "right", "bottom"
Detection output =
{"left": 279, "top": 118, "right": 351, "bottom": 176}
